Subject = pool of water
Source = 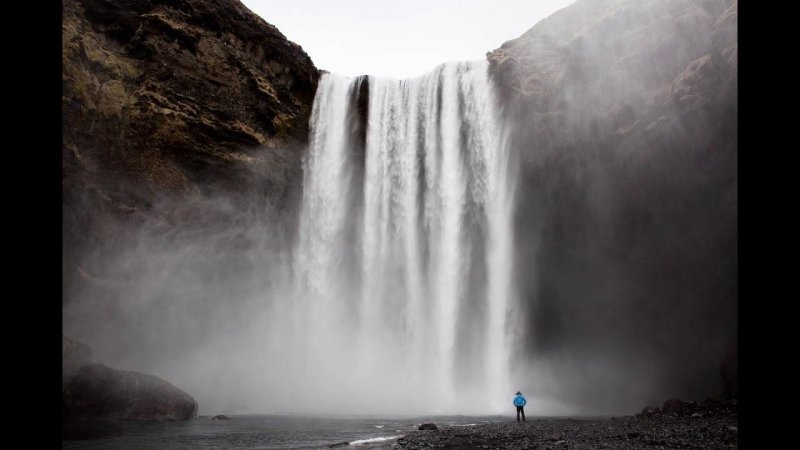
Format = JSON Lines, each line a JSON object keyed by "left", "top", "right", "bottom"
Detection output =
{"left": 62, "top": 414, "right": 509, "bottom": 449}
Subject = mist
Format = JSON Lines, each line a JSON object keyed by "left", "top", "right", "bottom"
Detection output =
{"left": 63, "top": 0, "right": 736, "bottom": 418}
{"left": 63, "top": 150, "right": 302, "bottom": 414}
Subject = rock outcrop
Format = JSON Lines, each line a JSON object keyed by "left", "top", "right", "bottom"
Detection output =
{"left": 63, "top": 0, "right": 318, "bottom": 193}
{"left": 488, "top": 0, "right": 736, "bottom": 107}
{"left": 63, "top": 336, "right": 198, "bottom": 423}
{"left": 62, "top": 0, "right": 319, "bottom": 305}
{"left": 486, "top": 0, "right": 737, "bottom": 410}
{"left": 63, "top": 363, "right": 198, "bottom": 422}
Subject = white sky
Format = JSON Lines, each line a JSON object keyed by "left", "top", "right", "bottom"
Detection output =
{"left": 240, "top": 0, "right": 577, "bottom": 79}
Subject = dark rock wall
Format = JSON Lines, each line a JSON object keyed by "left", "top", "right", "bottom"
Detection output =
{"left": 62, "top": 0, "right": 319, "bottom": 305}
{"left": 488, "top": 0, "right": 736, "bottom": 412}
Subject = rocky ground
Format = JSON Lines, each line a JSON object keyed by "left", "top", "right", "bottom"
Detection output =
{"left": 395, "top": 399, "right": 737, "bottom": 449}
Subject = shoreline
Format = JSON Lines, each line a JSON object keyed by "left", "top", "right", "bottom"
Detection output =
{"left": 395, "top": 399, "right": 737, "bottom": 449}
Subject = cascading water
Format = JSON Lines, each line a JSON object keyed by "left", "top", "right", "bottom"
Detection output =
{"left": 289, "top": 60, "right": 517, "bottom": 414}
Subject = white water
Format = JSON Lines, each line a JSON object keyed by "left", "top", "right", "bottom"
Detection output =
{"left": 289, "top": 60, "right": 518, "bottom": 414}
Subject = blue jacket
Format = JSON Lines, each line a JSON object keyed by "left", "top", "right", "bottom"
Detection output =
{"left": 513, "top": 394, "right": 527, "bottom": 407}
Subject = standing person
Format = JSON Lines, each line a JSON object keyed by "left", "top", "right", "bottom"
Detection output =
{"left": 513, "top": 391, "right": 527, "bottom": 422}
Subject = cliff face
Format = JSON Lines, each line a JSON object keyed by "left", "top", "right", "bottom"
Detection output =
{"left": 62, "top": 1, "right": 319, "bottom": 418}
{"left": 487, "top": 0, "right": 737, "bottom": 412}
{"left": 62, "top": 0, "right": 319, "bottom": 302}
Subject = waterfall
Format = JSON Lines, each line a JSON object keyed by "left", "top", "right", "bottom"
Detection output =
{"left": 290, "top": 60, "right": 517, "bottom": 414}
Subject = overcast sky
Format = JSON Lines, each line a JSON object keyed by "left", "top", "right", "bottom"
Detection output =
{"left": 240, "top": 0, "right": 577, "bottom": 78}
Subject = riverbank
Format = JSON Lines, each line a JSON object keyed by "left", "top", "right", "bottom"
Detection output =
{"left": 395, "top": 399, "right": 737, "bottom": 449}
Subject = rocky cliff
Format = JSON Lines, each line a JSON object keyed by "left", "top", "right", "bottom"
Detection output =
{"left": 487, "top": 0, "right": 737, "bottom": 412}
{"left": 62, "top": 0, "right": 319, "bottom": 303}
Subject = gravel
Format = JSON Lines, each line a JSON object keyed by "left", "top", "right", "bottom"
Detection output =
{"left": 395, "top": 398, "right": 737, "bottom": 449}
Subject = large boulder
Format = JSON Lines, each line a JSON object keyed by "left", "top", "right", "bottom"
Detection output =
{"left": 63, "top": 363, "right": 198, "bottom": 422}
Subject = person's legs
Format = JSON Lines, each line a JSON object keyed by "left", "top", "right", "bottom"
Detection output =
{"left": 516, "top": 406, "right": 521, "bottom": 422}
{"left": 521, "top": 406, "right": 525, "bottom": 421}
